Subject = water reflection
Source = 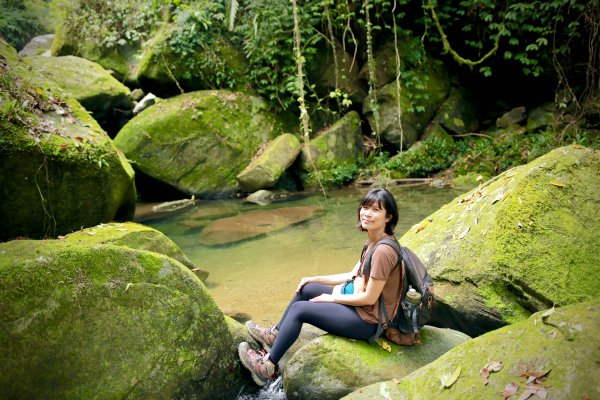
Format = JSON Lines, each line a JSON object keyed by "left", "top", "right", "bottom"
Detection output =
{"left": 141, "top": 186, "right": 461, "bottom": 326}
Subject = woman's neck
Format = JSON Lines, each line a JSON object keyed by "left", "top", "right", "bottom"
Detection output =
{"left": 367, "top": 230, "right": 388, "bottom": 246}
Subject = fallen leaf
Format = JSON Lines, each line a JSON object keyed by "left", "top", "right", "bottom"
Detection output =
{"left": 440, "top": 366, "right": 461, "bottom": 388}
{"left": 58, "top": 235, "right": 67, "bottom": 240}
{"left": 517, "top": 387, "right": 536, "bottom": 400}
{"left": 541, "top": 305, "right": 555, "bottom": 324}
{"left": 86, "top": 231, "right": 96, "bottom": 236}
{"left": 459, "top": 226, "right": 470, "bottom": 239}
{"left": 481, "top": 361, "right": 503, "bottom": 385}
{"left": 549, "top": 179, "right": 567, "bottom": 187}
{"left": 447, "top": 213, "right": 456, "bottom": 221}
{"left": 492, "top": 191, "right": 506, "bottom": 204}
{"left": 117, "top": 228, "right": 128, "bottom": 232}
{"left": 536, "top": 387, "right": 548, "bottom": 399}
{"left": 518, "top": 222, "right": 523, "bottom": 229}
{"left": 549, "top": 329, "right": 557, "bottom": 340}
{"left": 502, "top": 382, "right": 519, "bottom": 399}
{"left": 125, "top": 283, "right": 132, "bottom": 292}
{"left": 415, "top": 223, "right": 426, "bottom": 233}
{"left": 476, "top": 174, "right": 483, "bottom": 181}
{"left": 377, "top": 339, "right": 392, "bottom": 352}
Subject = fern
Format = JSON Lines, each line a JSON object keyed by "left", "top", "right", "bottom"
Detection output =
{"left": 226, "top": 0, "right": 239, "bottom": 31}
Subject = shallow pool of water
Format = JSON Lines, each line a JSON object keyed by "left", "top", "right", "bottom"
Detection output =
{"left": 141, "top": 186, "right": 462, "bottom": 327}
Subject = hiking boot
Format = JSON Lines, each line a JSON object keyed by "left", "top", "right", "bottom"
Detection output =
{"left": 237, "top": 342, "right": 277, "bottom": 386}
{"left": 246, "top": 320, "right": 278, "bottom": 351}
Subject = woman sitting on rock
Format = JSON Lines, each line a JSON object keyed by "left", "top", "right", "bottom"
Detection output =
{"left": 238, "top": 188, "right": 403, "bottom": 386}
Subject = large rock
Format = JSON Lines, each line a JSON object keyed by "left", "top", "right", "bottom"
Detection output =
{"left": 342, "top": 300, "right": 600, "bottom": 400}
{"left": 114, "top": 90, "right": 284, "bottom": 197}
{"left": 300, "top": 111, "right": 363, "bottom": 171}
{"left": 64, "top": 222, "right": 209, "bottom": 281}
{"left": 283, "top": 326, "right": 470, "bottom": 400}
{"left": 362, "top": 58, "right": 450, "bottom": 150}
{"left": 0, "top": 239, "right": 247, "bottom": 399}
{"left": 432, "top": 88, "right": 479, "bottom": 135}
{"left": 18, "top": 34, "right": 55, "bottom": 57}
{"left": 0, "top": 39, "right": 136, "bottom": 241}
{"left": 399, "top": 145, "right": 600, "bottom": 336}
{"left": 24, "top": 55, "right": 133, "bottom": 132}
{"left": 237, "top": 133, "right": 302, "bottom": 192}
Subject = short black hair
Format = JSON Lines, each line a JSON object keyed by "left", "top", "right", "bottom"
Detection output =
{"left": 356, "top": 188, "right": 399, "bottom": 235}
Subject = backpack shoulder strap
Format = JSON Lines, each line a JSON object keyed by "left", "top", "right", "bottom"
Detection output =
{"left": 361, "top": 237, "right": 402, "bottom": 278}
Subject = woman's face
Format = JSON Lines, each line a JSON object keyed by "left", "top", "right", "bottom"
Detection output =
{"left": 359, "top": 201, "right": 390, "bottom": 233}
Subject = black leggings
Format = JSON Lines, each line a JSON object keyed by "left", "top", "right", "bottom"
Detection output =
{"left": 269, "top": 283, "right": 377, "bottom": 364}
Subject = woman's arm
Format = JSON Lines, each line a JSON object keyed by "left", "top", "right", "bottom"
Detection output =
{"left": 309, "top": 276, "right": 386, "bottom": 306}
{"left": 296, "top": 260, "right": 362, "bottom": 292}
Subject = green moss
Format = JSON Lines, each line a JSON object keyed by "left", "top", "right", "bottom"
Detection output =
{"left": 478, "top": 284, "right": 530, "bottom": 324}
{"left": 0, "top": 239, "right": 244, "bottom": 399}
{"left": 114, "top": 90, "right": 283, "bottom": 195}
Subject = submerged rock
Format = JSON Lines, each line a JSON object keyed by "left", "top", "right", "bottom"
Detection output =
{"left": 0, "top": 39, "right": 135, "bottom": 241}
{"left": 342, "top": 299, "right": 600, "bottom": 400}
{"left": 0, "top": 239, "right": 246, "bottom": 399}
{"left": 114, "top": 90, "right": 284, "bottom": 197}
{"left": 283, "top": 326, "right": 470, "bottom": 400}
{"left": 198, "top": 205, "right": 323, "bottom": 246}
{"left": 399, "top": 145, "right": 600, "bottom": 336}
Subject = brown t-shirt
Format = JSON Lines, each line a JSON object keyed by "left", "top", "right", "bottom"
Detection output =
{"left": 356, "top": 241, "right": 402, "bottom": 324}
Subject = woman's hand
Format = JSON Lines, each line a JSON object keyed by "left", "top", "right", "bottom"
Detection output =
{"left": 296, "top": 277, "right": 313, "bottom": 293}
{"left": 309, "top": 294, "right": 336, "bottom": 303}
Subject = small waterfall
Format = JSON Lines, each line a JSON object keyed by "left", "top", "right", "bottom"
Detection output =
{"left": 237, "top": 377, "right": 286, "bottom": 400}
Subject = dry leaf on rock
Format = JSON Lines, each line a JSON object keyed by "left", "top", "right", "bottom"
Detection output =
{"left": 440, "top": 366, "right": 461, "bottom": 388}
{"left": 549, "top": 179, "right": 567, "bottom": 187}
{"left": 480, "top": 360, "right": 503, "bottom": 385}
{"left": 541, "top": 305, "right": 555, "bottom": 324}
{"left": 502, "top": 382, "right": 519, "bottom": 399}
{"left": 459, "top": 226, "right": 470, "bottom": 239}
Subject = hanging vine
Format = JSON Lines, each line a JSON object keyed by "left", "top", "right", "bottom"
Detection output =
{"left": 291, "top": 0, "right": 327, "bottom": 197}
{"left": 391, "top": 0, "right": 404, "bottom": 152}
{"left": 363, "top": 0, "right": 381, "bottom": 148}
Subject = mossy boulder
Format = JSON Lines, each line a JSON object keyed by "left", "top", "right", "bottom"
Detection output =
{"left": 114, "top": 90, "right": 284, "bottom": 197}
{"left": 399, "top": 145, "right": 600, "bottom": 337}
{"left": 0, "top": 39, "right": 136, "bottom": 242}
{"left": 64, "top": 222, "right": 208, "bottom": 281}
{"left": 283, "top": 326, "right": 470, "bottom": 400}
{"left": 18, "top": 34, "right": 55, "bottom": 57}
{"left": 136, "top": 25, "right": 251, "bottom": 96}
{"left": 24, "top": 55, "right": 133, "bottom": 131}
{"left": 0, "top": 239, "right": 247, "bottom": 399}
{"left": 363, "top": 58, "right": 451, "bottom": 150}
{"left": 237, "top": 133, "right": 302, "bottom": 192}
{"left": 342, "top": 299, "right": 600, "bottom": 400}
{"left": 51, "top": 26, "right": 141, "bottom": 84}
{"left": 300, "top": 111, "right": 363, "bottom": 171}
{"left": 432, "top": 88, "right": 479, "bottom": 135}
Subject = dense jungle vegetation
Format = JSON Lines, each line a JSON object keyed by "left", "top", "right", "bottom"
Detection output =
{"left": 1, "top": 0, "right": 599, "bottom": 188}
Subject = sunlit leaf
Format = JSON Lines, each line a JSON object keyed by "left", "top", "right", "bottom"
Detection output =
{"left": 377, "top": 339, "right": 392, "bottom": 352}
{"left": 549, "top": 179, "right": 567, "bottom": 187}
{"left": 440, "top": 366, "right": 461, "bottom": 388}
{"left": 459, "top": 226, "right": 470, "bottom": 239}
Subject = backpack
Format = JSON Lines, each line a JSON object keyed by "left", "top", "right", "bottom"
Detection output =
{"left": 360, "top": 238, "right": 434, "bottom": 345}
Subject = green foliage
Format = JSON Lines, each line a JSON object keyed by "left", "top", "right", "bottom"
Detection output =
{"left": 0, "top": 0, "right": 45, "bottom": 49}
{"left": 307, "top": 159, "right": 361, "bottom": 187}
{"left": 238, "top": 0, "right": 323, "bottom": 111}
{"left": 424, "top": 0, "right": 590, "bottom": 79}
{"left": 384, "top": 137, "right": 454, "bottom": 178}
{"left": 157, "top": 1, "right": 238, "bottom": 88}
{"left": 51, "top": 0, "right": 165, "bottom": 50}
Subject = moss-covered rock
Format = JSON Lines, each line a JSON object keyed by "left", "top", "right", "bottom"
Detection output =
{"left": 432, "top": 88, "right": 479, "bottom": 135}
{"left": 0, "top": 39, "right": 136, "bottom": 242}
{"left": 399, "top": 145, "right": 600, "bottom": 336}
{"left": 64, "top": 222, "right": 208, "bottom": 281}
{"left": 114, "top": 90, "right": 284, "bottom": 196}
{"left": 363, "top": 58, "right": 451, "bottom": 150}
{"left": 18, "top": 34, "right": 55, "bottom": 57}
{"left": 283, "top": 326, "right": 470, "bottom": 400}
{"left": 0, "top": 239, "right": 246, "bottom": 399}
{"left": 24, "top": 55, "right": 133, "bottom": 131}
{"left": 342, "top": 299, "right": 600, "bottom": 400}
{"left": 301, "top": 111, "right": 363, "bottom": 171}
{"left": 237, "top": 133, "right": 302, "bottom": 192}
